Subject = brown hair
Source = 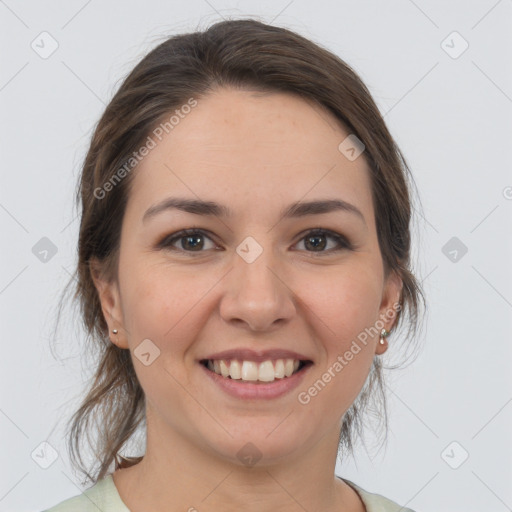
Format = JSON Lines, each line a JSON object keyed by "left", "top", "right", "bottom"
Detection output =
{"left": 54, "top": 18, "right": 426, "bottom": 485}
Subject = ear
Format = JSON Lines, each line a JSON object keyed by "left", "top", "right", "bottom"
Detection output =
{"left": 90, "top": 257, "right": 128, "bottom": 349}
{"left": 375, "top": 269, "right": 403, "bottom": 356}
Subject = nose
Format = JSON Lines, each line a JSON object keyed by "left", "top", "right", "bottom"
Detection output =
{"left": 219, "top": 246, "right": 296, "bottom": 332}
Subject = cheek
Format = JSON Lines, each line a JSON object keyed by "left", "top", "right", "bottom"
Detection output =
{"left": 298, "top": 264, "right": 382, "bottom": 341}
{"left": 296, "top": 265, "right": 382, "bottom": 397}
{"left": 117, "top": 260, "right": 209, "bottom": 401}
{"left": 119, "top": 257, "right": 214, "bottom": 350}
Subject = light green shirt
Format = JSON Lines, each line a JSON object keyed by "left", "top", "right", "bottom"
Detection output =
{"left": 43, "top": 474, "right": 416, "bottom": 512}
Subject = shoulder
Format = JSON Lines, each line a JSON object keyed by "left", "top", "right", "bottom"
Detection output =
{"left": 42, "top": 474, "right": 130, "bottom": 512}
{"left": 340, "top": 477, "right": 418, "bottom": 512}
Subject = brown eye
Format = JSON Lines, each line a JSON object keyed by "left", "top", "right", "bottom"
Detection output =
{"left": 179, "top": 233, "right": 205, "bottom": 251}
{"left": 159, "top": 229, "right": 217, "bottom": 253}
{"left": 157, "top": 228, "right": 352, "bottom": 256}
{"left": 295, "top": 229, "right": 352, "bottom": 253}
{"left": 304, "top": 233, "right": 328, "bottom": 251}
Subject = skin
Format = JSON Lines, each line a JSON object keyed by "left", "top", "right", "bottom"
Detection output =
{"left": 91, "top": 87, "right": 402, "bottom": 512}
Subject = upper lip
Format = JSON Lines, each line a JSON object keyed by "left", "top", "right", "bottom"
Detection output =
{"left": 200, "top": 348, "right": 313, "bottom": 364}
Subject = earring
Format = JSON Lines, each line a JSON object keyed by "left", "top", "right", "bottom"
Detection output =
{"left": 379, "top": 328, "right": 390, "bottom": 345}
{"left": 112, "top": 329, "right": 118, "bottom": 335}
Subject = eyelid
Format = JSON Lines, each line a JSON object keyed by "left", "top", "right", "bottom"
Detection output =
{"left": 156, "top": 228, "right": 220, "bottom": 252}
{"left": 157, "top": 227, "right": 353, "bottom": 254}
{"left": 292, "top": 228, "right": 353, "bottom": 252}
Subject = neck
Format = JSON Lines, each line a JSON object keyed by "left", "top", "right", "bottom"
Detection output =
{"left": 112, "top": 410, "right": 364, "bottom": 511}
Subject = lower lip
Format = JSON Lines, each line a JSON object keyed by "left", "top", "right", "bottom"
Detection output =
{"left": 199, "top": 362, "right": 311, "bottom": 400}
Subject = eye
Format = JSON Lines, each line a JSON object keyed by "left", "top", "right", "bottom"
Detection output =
{"left": 158, "top": 229, "right": 218, "bottom": 253}
{"left": 293, "top": 228, "right": 352, "bottom": 253}
{"left": 157, "top": 228, "right": 352, "bottom": 255}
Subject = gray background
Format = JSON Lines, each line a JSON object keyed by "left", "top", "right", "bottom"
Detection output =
{"left": 1, "top": 1, "right": 511, "bottom": 511}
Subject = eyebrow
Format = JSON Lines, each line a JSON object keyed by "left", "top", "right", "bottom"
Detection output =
{"left": 142, "top": 197, "right": 366, "bottom": 225}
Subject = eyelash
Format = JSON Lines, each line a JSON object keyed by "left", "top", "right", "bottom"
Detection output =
{"left": 157, "top": 228, "right": 353, "bottom": 256}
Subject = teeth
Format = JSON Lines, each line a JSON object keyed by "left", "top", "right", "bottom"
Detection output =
{"left": 219, "top": 360, "right": 230, "bottom": 377}
{"left": 284, "top": 359, "right": 294, "bottom": 377}
{"left": 206, "top": 358, "right": 304, "bottom": 382}
{"left": 241, "top": 360, "right": 257, "bottom": 381}
{"left": 230, "top": 360, "right": 242, "bottom": 379}
{"left": 274, "top": 359, "right": 285, "bottom": 378}
{"left": 258, "top": 360, "right": 275, "bottom": 382}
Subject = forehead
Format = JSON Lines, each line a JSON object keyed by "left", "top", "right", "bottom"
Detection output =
{"left": 126, "top": 88, "right": 374, "bottom": 225}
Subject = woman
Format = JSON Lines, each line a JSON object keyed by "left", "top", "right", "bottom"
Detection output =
{"left": 44, "top": 18, "right": 425, "bottom": 512}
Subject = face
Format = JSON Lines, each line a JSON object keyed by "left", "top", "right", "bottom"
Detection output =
{"left": 92, "top": 88, "right": 402, "bottom": 466}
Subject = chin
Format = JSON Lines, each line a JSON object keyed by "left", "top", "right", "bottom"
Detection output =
{"left": 202, "top": 425, "right": 308, "bottom": 468}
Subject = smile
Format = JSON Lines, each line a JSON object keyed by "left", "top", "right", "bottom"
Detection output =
{"left": 199, "top": 357, "right": 313, "bottom": 399}
{"left": 201, "top": 358, "right": 310, "bottom": 382}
